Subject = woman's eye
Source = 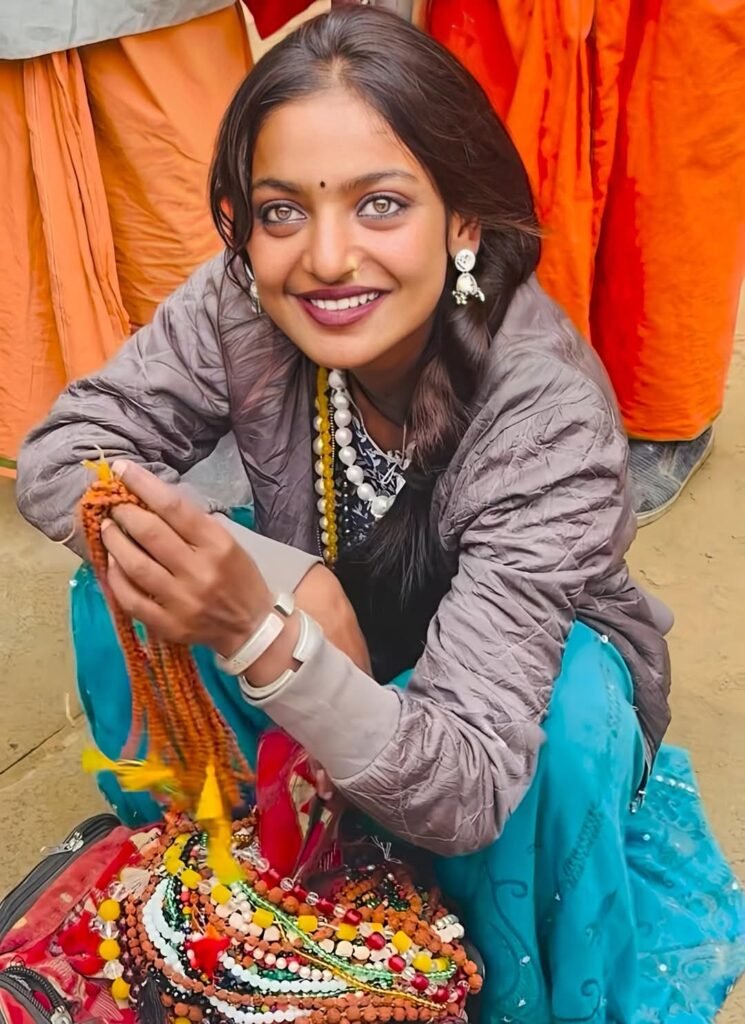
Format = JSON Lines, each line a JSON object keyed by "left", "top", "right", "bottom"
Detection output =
{"left": 358, "top": 195, "right": 405, "bottom": 218}
{"left": 262, "top": 204, "right": 304, "bottom": 224}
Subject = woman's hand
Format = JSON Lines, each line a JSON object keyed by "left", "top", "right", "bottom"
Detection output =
{"left": 293, "top": 564, "right": 372, "bottom": 675}
{"left": 99, "top": 461, "right": 274, "bottom": 657}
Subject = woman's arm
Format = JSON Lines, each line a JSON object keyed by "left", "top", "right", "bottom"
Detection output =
{"left": 16, "top": 253, "right": 360, "bottom": 622}
{"left": 246, "top": 388, "right": 636, "bottom": 855}
{"left": 16, "top": 257, "right": 231, "bottom": 557}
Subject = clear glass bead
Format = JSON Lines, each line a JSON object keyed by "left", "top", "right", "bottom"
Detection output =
{"left": 103, "top": 959, "right": 124, "bottom": 980}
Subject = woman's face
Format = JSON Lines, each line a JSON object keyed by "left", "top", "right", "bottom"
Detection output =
{"left": 246, "top": 87, "right": 474, "bottom": 376}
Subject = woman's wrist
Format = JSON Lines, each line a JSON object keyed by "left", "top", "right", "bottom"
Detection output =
{"left": 213, "top": 590, "right": 294, "bottom": 678}
{"left": 241, "top": 610, "right": 302, "bottom": 689}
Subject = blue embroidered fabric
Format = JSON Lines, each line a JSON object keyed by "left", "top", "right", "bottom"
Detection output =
{"left": 335, "top": 411, "right": 406, "bottom": 554}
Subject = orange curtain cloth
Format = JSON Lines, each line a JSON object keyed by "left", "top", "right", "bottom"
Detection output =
{"left": 428, "top": 0, "right": 745, "bottom": 440}
{"left": 0, "top": 3, "right": 252, "bottom": 473}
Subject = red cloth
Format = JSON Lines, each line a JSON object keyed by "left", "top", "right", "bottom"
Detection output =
{"left": 243, "top": 0, "right": 317, "bottom": 38}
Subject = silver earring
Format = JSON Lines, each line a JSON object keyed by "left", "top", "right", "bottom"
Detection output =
{"left": 452, "top": 249, "right": 485, "bottom": 306}
{"left": 246, "top": 267, "right": 262, "bottom": 314}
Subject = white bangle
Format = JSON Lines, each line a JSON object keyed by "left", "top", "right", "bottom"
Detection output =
{"left": 214, "top": 593, "right": 295, "bottom": 676}
{"left": 239, "top": 611, "right": 323, "bottom": 702}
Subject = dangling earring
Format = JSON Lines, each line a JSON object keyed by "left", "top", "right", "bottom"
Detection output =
{"left": 249, "top": 280, "right": 262, "bottom": 314}
{"left": 452, "top": 249, "right": 485, "bottom": 306}
{"left": 246, "top": 265, "right": 262, "bottom": 314}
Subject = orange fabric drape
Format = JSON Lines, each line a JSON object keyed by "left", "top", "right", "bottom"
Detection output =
{"left": 0, "top": 4, "right": 252, "bottom": 473}
{"left": 428, "top": 0, "right": 745, "bottom": 440}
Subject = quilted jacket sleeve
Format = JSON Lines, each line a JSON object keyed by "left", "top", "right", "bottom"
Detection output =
{"left": 249, "top": 382, "right": 633, "bottom": 855}
{"left": 15, "top": 258, "right": 231, "bottom": 558}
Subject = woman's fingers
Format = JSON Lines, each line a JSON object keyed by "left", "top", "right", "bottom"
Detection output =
{"left": 307, "top": 757, "right": 335, "bottom": 801}
{"left": 109, "top": 502, "right": 192, "bottom": 576}
{"left": 112, "top": 460, "right": 208, "bottom": 546}
{"left": 101, "top": 518, "right": 177, "bottom": 604}
{"left": 102, "top": 461, "right": 275, "bottom": 653}
{"left": 106, "top": 556, "right": 177, "bottom": 639}
{"left": 315, "top": 768, "right": 335, "bottom": 801}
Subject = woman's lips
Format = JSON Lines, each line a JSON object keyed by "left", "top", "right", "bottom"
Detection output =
{"left": 295, "top": 289, "right": 386, "bottom": 327}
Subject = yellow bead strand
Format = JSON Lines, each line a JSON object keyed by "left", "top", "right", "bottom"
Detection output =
{"left": 315, "top": 367, "right": 339, "bottom": 566}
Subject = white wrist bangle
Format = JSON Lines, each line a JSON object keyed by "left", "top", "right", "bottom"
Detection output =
{"left": 214, "top": 592, "right": 295, "bottom": 676}
{"left": 239, "top": 611, "right": 323, "bottom": 702}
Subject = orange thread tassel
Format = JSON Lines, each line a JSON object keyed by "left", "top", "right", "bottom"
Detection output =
{"left": 79, "top": 460, "right": 253, "bottom": 880}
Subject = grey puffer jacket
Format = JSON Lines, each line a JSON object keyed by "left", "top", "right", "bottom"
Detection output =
{"left": 16, "top": 254, "right": 671, "bottom": 856}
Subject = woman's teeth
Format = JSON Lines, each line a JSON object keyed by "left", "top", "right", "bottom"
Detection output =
{"left": 308, "top": 292, "right": 380, "bottom": 311}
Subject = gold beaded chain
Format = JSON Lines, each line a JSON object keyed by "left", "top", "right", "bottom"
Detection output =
{"left": 315, "top": 366, "right": 339, "bottom": 566}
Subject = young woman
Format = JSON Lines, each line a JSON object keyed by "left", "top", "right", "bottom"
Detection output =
{"left": 16, "top": 8, "right": 743, "bottom": 1022}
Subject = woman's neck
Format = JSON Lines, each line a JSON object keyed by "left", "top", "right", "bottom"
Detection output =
{"left": 348, "top": 366, "right": 418, "bottom": 453}
{"left": 345, "top": 319, "right": 433, "bottom": 451}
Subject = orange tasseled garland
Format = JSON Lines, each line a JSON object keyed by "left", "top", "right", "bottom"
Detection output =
{"left": 79, "top": 459, "right": 253, "bottom": 881}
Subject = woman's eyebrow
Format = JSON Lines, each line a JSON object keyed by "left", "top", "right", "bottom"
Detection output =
{"left": 251, "top": 170, "right": 419, "bottom": 194}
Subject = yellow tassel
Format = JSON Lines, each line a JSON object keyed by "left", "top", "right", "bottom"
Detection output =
{"left": 196, "top": 763, "right": 223, "bottom": 822}
{"left": 205, "top": 819, "right": 244, "bottom": 885}
{"left": 118, "top": 760, "right": 177, "bottom": 792}
{"left": 82, "top": 749, "right": 118, "bottom": 774}
{"left": 82, "top": 749, "right": 177, "bottom": 793}
{"left": 81, "top": 457, "right": 113, "bottom": 483}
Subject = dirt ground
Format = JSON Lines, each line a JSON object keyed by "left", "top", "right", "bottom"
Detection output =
{"left": 1, "top": 317, "right": 743, "bottom": 1021}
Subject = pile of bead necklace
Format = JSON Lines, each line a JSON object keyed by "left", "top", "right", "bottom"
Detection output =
{"left": 87, "top": 814, "right": 482, "bottom": 1024}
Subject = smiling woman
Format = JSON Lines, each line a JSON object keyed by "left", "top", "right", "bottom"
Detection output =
{"left": 15, "top": 7, "right": 744, "bottom": 1024}
{"left": 209, "top": 22, "right": 538, "bottom": 597}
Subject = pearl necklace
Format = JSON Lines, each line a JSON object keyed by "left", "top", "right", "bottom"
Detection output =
{"left": 313, "top": 368, "right": 407, "bottom": 565}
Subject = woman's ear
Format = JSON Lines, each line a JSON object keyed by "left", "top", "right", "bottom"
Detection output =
{"left": 447, "top": 214, "right": 482, "bottom": 261}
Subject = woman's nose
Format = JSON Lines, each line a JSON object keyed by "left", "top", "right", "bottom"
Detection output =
{"left": 305, "top": 214, "right": 358, "bottom": 284}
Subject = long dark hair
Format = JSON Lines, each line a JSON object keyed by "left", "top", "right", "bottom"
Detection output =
{"left": 210, "top": 7, "right": 540, "bottom": 676}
